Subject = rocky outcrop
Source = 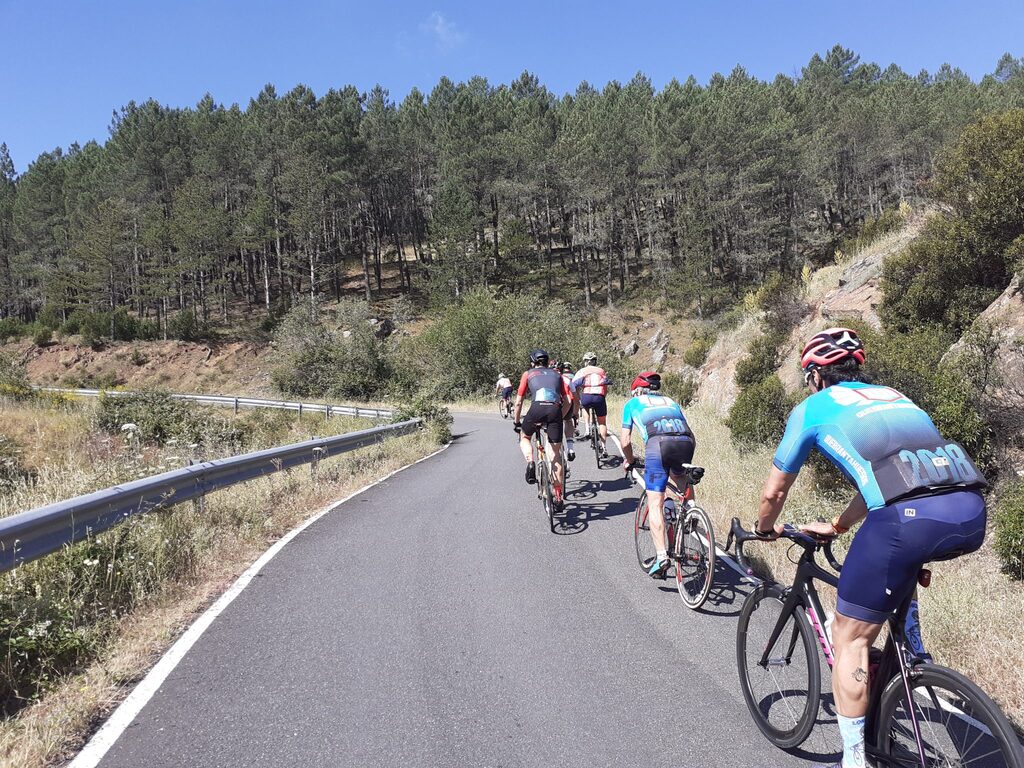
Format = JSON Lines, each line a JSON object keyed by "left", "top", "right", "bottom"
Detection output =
{"left": 779, "top": 215, "right": 928, "bottom": 392}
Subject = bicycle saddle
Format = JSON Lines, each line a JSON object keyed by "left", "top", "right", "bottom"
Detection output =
{"left": 681, "top": 464, "right": 705, "bottom": 484}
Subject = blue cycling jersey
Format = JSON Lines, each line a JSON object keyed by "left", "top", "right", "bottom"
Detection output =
{"left": 621, "top": 394, "right": 691, "bottom": 443}
{"left": 774, "top": 382, "right": 985, "bottom": 510}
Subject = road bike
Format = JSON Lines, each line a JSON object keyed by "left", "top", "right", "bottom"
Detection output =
{"left": 583, "top": 405, "right": 606, "bottom": 469}
{"left": 530, "top": 429, "right": 560, "bottom": 533}
{"left": 726, "top": 518, "right": 1023, "bottom": 767}
{"left": 630, "top": 460, "right": 716, "bottom": 610}
{"left": 497, "top": 394, "right": 512, "bottom": 419}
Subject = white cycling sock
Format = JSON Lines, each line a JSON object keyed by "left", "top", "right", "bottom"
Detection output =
{"left": 567, "top": 439, "right": 575, "bottom": 451}
{"left": 837, "top": 714, "right": 866, "bottom": 768}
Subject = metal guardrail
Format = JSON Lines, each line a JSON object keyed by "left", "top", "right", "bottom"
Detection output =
{"left": 33, "top": 387, "right": 396, "bottom": 420}
{"left": 0, "top": 419, "right": 420, "bottom": 572}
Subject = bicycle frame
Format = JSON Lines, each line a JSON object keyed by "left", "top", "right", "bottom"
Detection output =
{"left": 737, "top": 524, "right": 930, "bottom": 767}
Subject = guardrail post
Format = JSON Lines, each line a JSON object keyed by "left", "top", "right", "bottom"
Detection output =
{"left": 325, "top": 405, "right": 331, "bottom": 421}
{"left": 298, "top": 402, "right": 303, "bottom": 420}
{"left": 233, "top": 397, "right": 239, "bottom": 415}
{"left": 188, "top": 458, "right": 206, "bottom": 515}
{"left": 311, "top": 446, "right": 324, "bottom": 481}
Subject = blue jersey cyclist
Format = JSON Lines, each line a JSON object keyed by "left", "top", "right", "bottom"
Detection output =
{"left": 754, "top": 328, "right": 988, "bottom": 768}
{"left": 619, "top": 371, "right": 696, "bottom": 578}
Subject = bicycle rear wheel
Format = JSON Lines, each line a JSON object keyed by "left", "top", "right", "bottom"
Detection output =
{"left": 736, "top": 583, "right": 821, "bottom": 748}
{"left": 633, "top": 495, "right": 656, "bottom": 572}
{"left": 674, "top": 505, "right": 716, "bottom": 610}
{"left": 591, "top": 418, "right": 602, "bottom": 468}
{"left": 874, "top": 663, "right": 1024, "bottom": 768}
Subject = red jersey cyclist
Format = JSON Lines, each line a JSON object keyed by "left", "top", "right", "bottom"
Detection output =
{"left": 513, "top": 349, "right": 574, "bottom": 512}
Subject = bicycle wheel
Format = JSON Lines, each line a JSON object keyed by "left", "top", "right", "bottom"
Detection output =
{"left": 674, "top": 505, "right": 716, "bottom": 610}
{"left": 591, "top": 419, "right": 602, "bottom": 468}
{"left": 736, "top": 583, "right": 821, "bottom": 748}
{"left": 633, "top": 494, "right": 657, "bottom": 572}
{"left": 874, "top": 663, "right": 1024, "bottom": 768}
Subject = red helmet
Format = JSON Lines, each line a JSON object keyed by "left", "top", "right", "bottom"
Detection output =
{"left": 631, "top": 371, "right": 661, "bottom": 392}
{"left": 800, "top": 327, "right": 866, "bottom": 372}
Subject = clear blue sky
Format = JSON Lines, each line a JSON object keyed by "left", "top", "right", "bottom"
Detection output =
{"left": 2, "top": 0, "right": 1022, "bottom": 173}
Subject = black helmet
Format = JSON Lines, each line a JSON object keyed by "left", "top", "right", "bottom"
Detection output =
{"left": 560, "top": 361, "right": 574, "bottom": 374}
{"left": 529, "top": 348, "right": 549, "bottom": 366}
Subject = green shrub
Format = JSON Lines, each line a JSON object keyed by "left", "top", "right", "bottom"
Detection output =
{"left": 994, "top": 481, "right": 1024, "bottom": 579}
{"left": 726, "top": 375, "right": 794, "bottom": 450}
{"left": 32, "top": 327, "right": 52, "bottom": 347}
{"left": 0, "top": 353, "right": 32, "bottom": 399}
{"left": 0, "top": 318, "right": 28, "bottom": 343}
{"left": 660, "top": 372, "right": 697, "bottom": 407}
{"left": 734, "top": 332, "right": 786, "bottom": 390}
{"left": 272, "top": 301, "right": 391, "bottom": 400}
{"left": 841, "top": 207, "right": 906, "bottom": 254}
{"left": 36, "top": 305, "right": 63, "bottom": 331}
{"left": 129, "top": 347, "right": 148, "bottom": 366}
{"left": 168, "top": 311, "right": 206, "bottom": 341}
{"left": 393, "top": 397, "right": 453, "bottom": 445}
{"left": 682, "top": 330, "right": 714, "bottom": 368}
{"left": 95, "top": 391, "right": 244, "bottom": 449}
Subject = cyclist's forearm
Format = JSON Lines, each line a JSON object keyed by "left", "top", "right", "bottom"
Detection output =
{"left": 757, "top": 467, "right": 797, "bottom": 530}
{"left": 620, "top": 429, "right": 634, "bottom": 464}
{"left": 513, "top": 396, "right": 525, "bottom": 422}
{"left": 837, "top": 494, "right": 869, "bottom": 530}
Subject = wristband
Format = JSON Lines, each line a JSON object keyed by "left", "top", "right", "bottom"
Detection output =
{"left": 831, "top": 515, "right": 850, "bottom": 535}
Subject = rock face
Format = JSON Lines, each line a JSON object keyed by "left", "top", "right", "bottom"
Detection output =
{"left": 948, "top": 275, "right": 1024, "bottom": 469}
{"left": 622, "top": 339, "right": 640, "bottom": 356}
{"left": 779, "top": 215, "right": 928, "bottom": 393}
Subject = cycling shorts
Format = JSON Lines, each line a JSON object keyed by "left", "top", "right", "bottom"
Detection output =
{"left": 580, "top": 393, "right": 607, "bottom": 418}
{"left": 522, "top": 402, "right": 564, "bottom": 444}
{"left": 837, "top": 489, "right": 986, "bottom": 624}
{"left": 644, "top": 434, "right": 696, "bottom": 493}
{"left": 500, "top": 386, "right": 513, "bottom": 399}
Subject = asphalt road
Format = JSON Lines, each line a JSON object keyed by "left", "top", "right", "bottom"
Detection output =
{"left": 92, "top": 412, "right": 841, "bottom": 768}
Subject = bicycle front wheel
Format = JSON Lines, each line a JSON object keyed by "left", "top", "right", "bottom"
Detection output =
{"left": 874, "top": 662, "right": 1024, "bottom": 768}
{"left": 674, "top": 505, "right": 716, "bottom": 610}
{"left": 633, "top": 495, "right": 657, "bottom": 573}
{"left": 736, "top": 583, "right": 821, "bottom": 749}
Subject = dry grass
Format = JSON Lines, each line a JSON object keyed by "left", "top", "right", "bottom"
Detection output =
{"left": 0, "top": 400, "right": 438, "bottom": 768}
{"left": 612, "top": 399, "right": 1024, "bottom": 725}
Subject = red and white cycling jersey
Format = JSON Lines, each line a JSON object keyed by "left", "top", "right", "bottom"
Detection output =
{"left": 573, "top": 365, "right": 608, "bottom": 396}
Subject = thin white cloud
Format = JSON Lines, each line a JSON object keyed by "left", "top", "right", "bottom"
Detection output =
{"left": 420, "top": 11, "right": 464, "bottom": 53}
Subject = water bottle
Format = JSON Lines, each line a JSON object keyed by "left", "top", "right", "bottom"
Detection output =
{"left": 663, "top": 499, "right": 676, "bottom": 523}
{"left": 904, "top": 599, "right": 932, "bottom": 661}
{"left": 824, "top": 611, "right": 835, "bottom": 646}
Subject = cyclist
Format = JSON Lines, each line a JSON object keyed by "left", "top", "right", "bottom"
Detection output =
{"left": 753, "top": 327, "right": 988, "bottom": 768}
{"left": 573, "top": 352, "right": 611, "bottom": 458}
{"left": 560, "top": 361, "right": 579, "bottom": 461}
{"left": 619, "top": 371, "right": 696, "bottom": 578}
{"left": 513, "top": 349, "right": 573, "bottom": 512}
{"left": 495, "top": 372, "right": 513, "bottom": 411}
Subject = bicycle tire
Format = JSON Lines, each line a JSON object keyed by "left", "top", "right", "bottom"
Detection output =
{"left": 736, "top": 583, "right": 821, "bottom": 748}
{"left": 591, "top": 418, "right": 602, "bottom": 468}
{"left": 874, "top": 662, "right": 1024, "bottom": 768}
{"left": 674, "top": 505, "right": 716, "bottom": 610}
{"left": 633, "top": 495, "right": 657, "bottom": 572}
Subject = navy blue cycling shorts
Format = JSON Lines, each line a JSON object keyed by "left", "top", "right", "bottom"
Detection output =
{"left": 837, "top": 489, "right": 986, "bottom": 624}
{"left": 500, "top": 386, "right": 513, "bottom": 399}
{"left": 644, "top": 435, "right": 696, "bottom": 493}
{"left": 580, "top": 393, "right": 607, "bottom": 418}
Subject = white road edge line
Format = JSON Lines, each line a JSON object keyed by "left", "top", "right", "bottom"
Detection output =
{"left": 607, "top": 434, "right": 760, "bottom": 586}
{"left": 68, "top": 441, "right": 452, "bottom": 768}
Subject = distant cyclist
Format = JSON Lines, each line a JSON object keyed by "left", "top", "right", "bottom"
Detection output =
{"left": 495, "top": 372, "right": 513, "bottom": 406}
{"left": 560, "top": 361, "right": 579, "bottom": 461}
{"left": 619, "top": 371, "right": 696, "bottom": 578}
{"left": 573, "top": 352, "right": 611, "bottom": 458}
{"left": 513, "top": 349, "right": 573, "bottom": 512}
{"left": 753, "top": 328, "right": 988, "bottom": 768}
